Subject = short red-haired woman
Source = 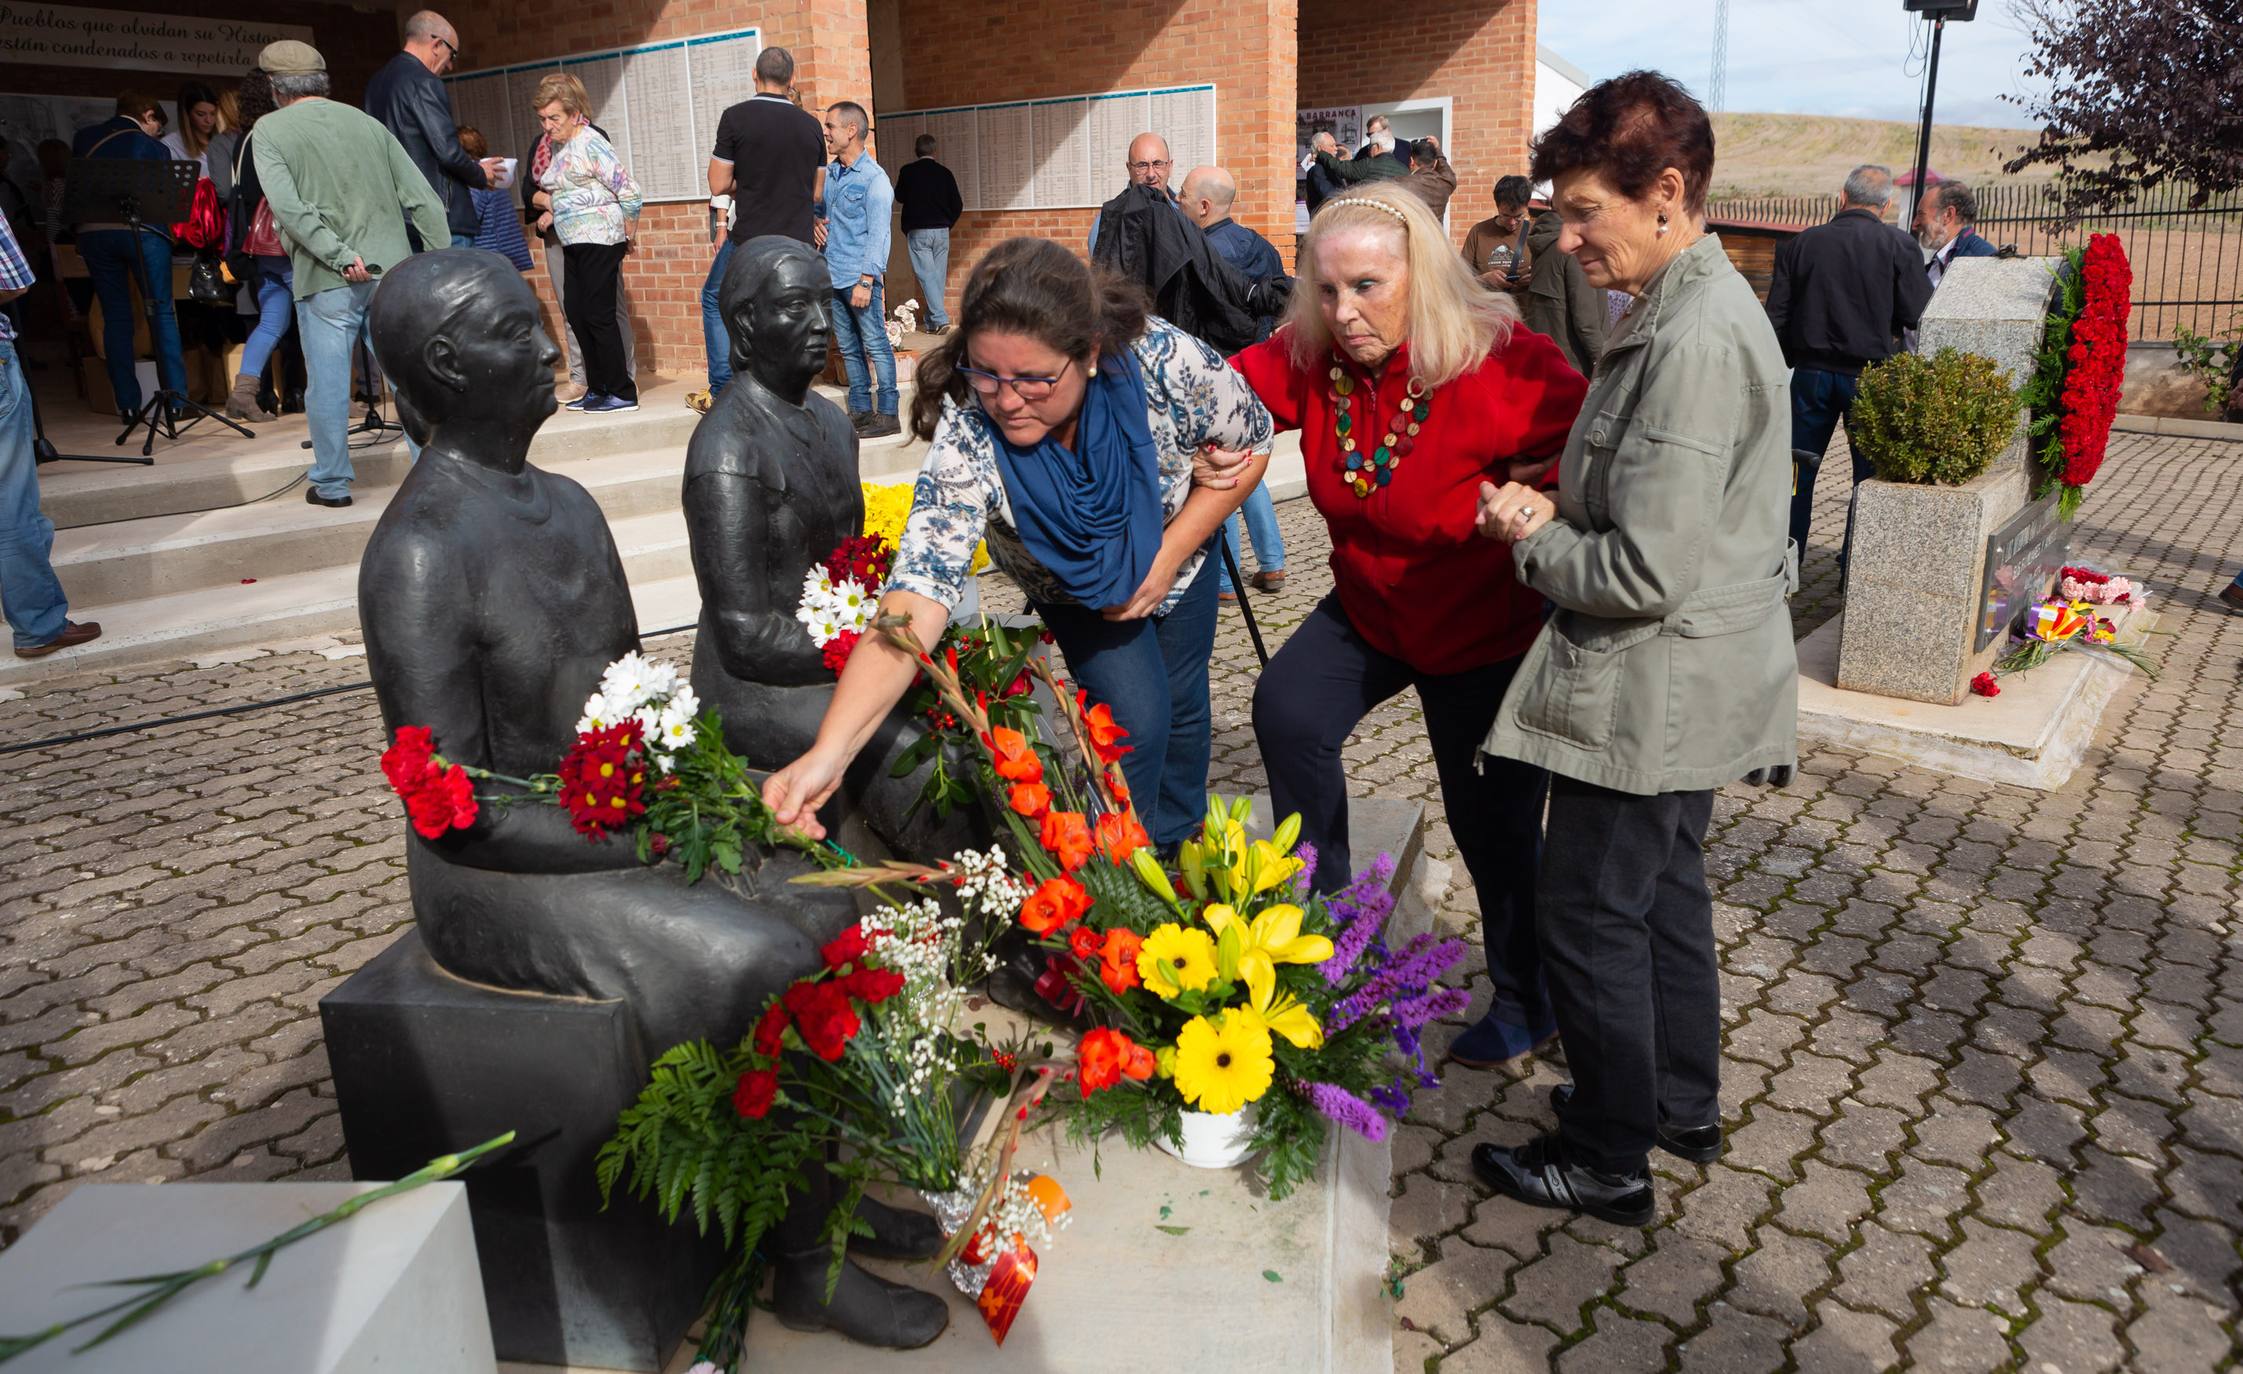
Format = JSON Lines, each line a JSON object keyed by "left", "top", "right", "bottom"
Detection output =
{"left": 1220, "top": 181, "right": 1588, "bottom": 1076}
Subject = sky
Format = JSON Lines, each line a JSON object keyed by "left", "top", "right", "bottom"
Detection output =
{"left": 1539, "top": 0, "right": 2052, "bottom": 129}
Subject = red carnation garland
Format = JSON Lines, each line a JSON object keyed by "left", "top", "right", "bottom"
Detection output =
{"left": 2022, "top": 233, "right": 2131, "bottom": 520}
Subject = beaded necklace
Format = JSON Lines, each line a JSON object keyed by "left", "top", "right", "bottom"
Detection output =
{"left": 1329, "top": 358, "right": 1430, "bottom": 498}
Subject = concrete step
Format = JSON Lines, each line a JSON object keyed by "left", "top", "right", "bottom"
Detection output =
{"left": 0, "top": 512, "right": 706, "bottom": 685}
{"left": 49, "top": 446, "right": 692, "bottom": 609}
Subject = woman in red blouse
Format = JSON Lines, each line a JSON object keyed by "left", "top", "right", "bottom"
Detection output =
{"left": 1226, "top": 183, "right": 1588, "bottom": 1071}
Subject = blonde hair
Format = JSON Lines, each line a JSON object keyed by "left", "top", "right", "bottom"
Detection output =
{"left": 534, "top": 73, "right": 590, "bottom": 120}
{"left": 1283, "top": 183, "right": 1517, "bottom": 389}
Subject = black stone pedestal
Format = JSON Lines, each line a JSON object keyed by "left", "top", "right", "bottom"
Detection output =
{"left": 321, "top": 931, "right": 723, "bottom": 1370}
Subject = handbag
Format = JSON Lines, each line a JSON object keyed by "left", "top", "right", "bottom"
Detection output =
{"left": 243, "top": 198, "right": 284, "bottom": 257}
{"left": 187, "top": 251, "right": 231, "bottom": 303}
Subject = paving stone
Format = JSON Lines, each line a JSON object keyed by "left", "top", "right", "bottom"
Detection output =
{"left": 1728, "top": 1226, "right": 1834, "bottom": 1326}
{"left": 1394, "top": 1235, "right": 1522, "bottom": 1347}
{"left": 1792, "top": 1302, "right": 1901, "bottom": 1372}
{"left": 1675, "top": 1303, "right": 1788, "bottom": 1374}
{"left": 1552, "top": 1308, "right": 1669, "bottom": 1374}
{"left": 1833, "top": 1222, "right": 1939, "bottom": 1321}
{"left": 2017, "top": 1295, "right": 2126, "bottom": 1374}
{"left": 1902, "top": 1297, "right": 2014, "bottom": 1372}
{"left": 1936, "top": 1217, "right": 2039, "bottom": 1318}
{"left": 1426, "top": 1322, "right": 1561, "bottom": 1373}
{"left": 1776, "top": 1159, "right": 1874, "bottom": 1244}
{"left": 1614, "top": 1231, "right": 1729, "bottom": 1326}
{"left": 2122, "top": 1284, "right": 2233, "bottom": 1374}
{"left": 1500, "top": 1234, "right": 1619, "bottom": 1333}
{"left": 2043, "top": 1224, "right": 2148, "bottom": 1306}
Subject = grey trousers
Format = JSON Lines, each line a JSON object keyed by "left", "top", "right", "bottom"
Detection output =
{"left": 1538, "top": 776, "right": 1721, "bottom": 1175}
{"left": 542, "top": 232, "right": 635, "bottom": 386}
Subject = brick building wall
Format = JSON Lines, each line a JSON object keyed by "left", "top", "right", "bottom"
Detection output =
{"left": 878, "top": 0, "right": 1298, "bottom": 329}
{"left": 1297, "top": 0, "right": 1537, "bottom": 248}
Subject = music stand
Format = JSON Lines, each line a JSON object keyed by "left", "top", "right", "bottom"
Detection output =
{"left": 62, "top": 156, "right": 256, "bottom": 457}
{"left": 301, "top": 333, "right": 409, "bottom": 454}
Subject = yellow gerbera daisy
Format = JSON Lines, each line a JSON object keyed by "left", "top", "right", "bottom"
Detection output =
{"left": 1137, "top": 924, "right": 1218, "bottom": 1000}
{"left": 1170, "top": 1012, "right": 1275, "bottom": 1115}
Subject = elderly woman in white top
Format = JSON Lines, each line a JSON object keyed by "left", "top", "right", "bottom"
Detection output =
{"left": 533, "top": 72, "right": 641, "bottom": 413}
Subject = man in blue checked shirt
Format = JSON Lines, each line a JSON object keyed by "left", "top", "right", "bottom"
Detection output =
{"left": 0, "top": 216, "right": 101, "bottom": 659}
{"left": 817, "top": 101, "right": 898, "bottom": 439}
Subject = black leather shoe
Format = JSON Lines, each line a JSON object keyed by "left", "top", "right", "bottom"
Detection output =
{"left": 1472, "top": 1133, "right": 1655, "bottom": 1227}
{"left": 1550, "top": 1083, "right": 1723, "bottom": 1163}
{"left": 305, "top": 488, "right": 352, "bottom": 508}
{"left": 771, "top": 1248, "right": 949, "bottom": 1349}
{"left": 848, "top": 410, "right": 876, "bottom": 434}
{"left": 860, "top": 413, "right": 901, "bottom": 439}
{"left": 849, "top": 1193, "right": 944, "bottom": 1261}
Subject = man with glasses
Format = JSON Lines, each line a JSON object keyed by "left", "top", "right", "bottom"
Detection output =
{"left": 1087, "top": 132, "right": 1182, "bottom": 253}
{"left": 365, "top": 9, "right": 505, "bottom": 250}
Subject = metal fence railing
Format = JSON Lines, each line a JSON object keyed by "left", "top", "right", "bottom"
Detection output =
{"left": 1704, "top": 182, "right": 2243, "bottom": 342}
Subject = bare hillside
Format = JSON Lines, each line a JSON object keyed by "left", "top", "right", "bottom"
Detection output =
{"left": 1710, "top": 112, "right": 2053, "bottom": 196}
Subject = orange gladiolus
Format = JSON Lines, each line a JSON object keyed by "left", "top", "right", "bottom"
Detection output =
{"left": 989, "top": 727, "right": 1044, "bottom": 784}
{"left": 1008, "top": 781, "right": 1052, "bottom": 818}
{"left": 1040, "top": 809, "right": 1095, "bottom": 872}
{"left": 1098, "top": 927, "right": 1144, "bottom": 994}
{"left": 1076, "top": 694, "right": 1132, "bottom": 763}
{"left": 1018, "top": 875, "right": 1092, "bottom": 934}
{"left": 1095, "top": 810, "right": 1151, "bottom": 863}
{"left": 1077, "top": 1027, "right": 1154, "bottom": 1097}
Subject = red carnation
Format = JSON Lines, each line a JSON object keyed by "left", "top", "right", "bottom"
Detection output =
{"left": 841, "top": 966, "right": 906, "bottom": 1004}
{"left": 403, "top": 762, "right": 479, "bottom": 839}
{"left": 783, "top": 979, "right": 861, "bottom": 1061}
{"left": 752, "top": 1001, "right": 790, "bottom": 1059}
{"left": 1970, "top": 672, "right": 2001, "bottom": 699}
{"left": 732, "top": 1067, "right": 779, "bottom": 1119}
{"left": 381, "top": 725, "right": 438, "bottom": 793}
{"left": 821, "top": 925, "right": 870, "bottom": 970}
{"left": 821, "top": 629, "right": 861, "bottom": 676}
{"left": 556, "top": 721, "right": 648, "bottom": 839}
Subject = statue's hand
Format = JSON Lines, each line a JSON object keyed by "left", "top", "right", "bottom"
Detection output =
{"left": 763, "top": 746, "right": 849, "bottom": 841}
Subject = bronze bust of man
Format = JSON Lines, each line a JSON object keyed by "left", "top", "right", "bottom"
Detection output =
{"left": 684, "top": 236, "right": 978, "bottom": 859}
{"left": 358, "top": 250, "right": 948, "bottom": 1348}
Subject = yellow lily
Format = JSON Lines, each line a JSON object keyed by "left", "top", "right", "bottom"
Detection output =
{"left": 1203, "top": 902, "right": 1334, "bottom": 1007}
{"left": 1239, "top": 981, "right": 1325, "bottom": 1050}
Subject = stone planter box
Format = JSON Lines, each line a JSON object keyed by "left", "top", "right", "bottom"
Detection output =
{"left": 1836, "top": 442, "right": 2036, "bottom": 705}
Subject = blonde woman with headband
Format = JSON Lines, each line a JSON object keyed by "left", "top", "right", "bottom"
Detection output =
{"left": 1217, "top": 181, "right": 1588, "bottom": 1074}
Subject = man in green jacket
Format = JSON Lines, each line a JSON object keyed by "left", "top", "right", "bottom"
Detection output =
{"left": 251, "top": 40, "right": 448, "bottom": 507}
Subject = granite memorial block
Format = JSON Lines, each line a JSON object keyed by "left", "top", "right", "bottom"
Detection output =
{"left": 1837, "top": 256, "right": 2060, "bottom": 705}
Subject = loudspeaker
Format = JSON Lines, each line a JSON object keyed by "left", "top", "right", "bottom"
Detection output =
{"left": 1903, "top": 0, "right": 1980, "bottom": 16}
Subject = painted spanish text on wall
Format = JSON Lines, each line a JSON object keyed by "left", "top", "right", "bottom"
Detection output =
{"left": 0, "top": 6, "right": 311, "bottom": 76}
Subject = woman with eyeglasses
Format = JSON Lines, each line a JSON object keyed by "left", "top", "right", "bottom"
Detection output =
{"left": 763, "top": 236, "right": 1275, "bottom": 852}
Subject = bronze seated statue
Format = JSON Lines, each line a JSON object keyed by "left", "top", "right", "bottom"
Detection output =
{"left": 356, "top": 249, "right": 948, "bottom": 1349}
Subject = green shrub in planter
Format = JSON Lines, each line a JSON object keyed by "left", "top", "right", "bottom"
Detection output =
{"left": 1849, "top": 348, "right": 2023, "bottom": 485}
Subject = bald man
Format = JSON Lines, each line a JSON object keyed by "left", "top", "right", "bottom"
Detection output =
{"left": 1178, "top": 165, "right": 1282, "bottom": 337}
{"left": 1087, "top": 131, "right": 1183, "bottom": 252}
{"left": 364, "top": 9, "right": 503, "bottom": 247}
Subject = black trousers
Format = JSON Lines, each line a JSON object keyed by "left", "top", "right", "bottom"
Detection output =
{"left": 1539, "top": 775, "right": 1721, "bottom": 1174}
{"left": 561, "top": 241, "right": 636, "bottom": 402}
{"left": 1253, "top": 594, "right": 1552, "bottom": 1028}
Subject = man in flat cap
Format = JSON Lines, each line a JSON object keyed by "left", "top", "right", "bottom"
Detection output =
{"left": 251, "top": 39, "right": 447, "bottom": 507}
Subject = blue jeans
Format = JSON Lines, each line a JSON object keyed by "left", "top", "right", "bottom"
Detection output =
{"left": 1033, "top": 558, "right": 1220, "bottom": 848}
{"left": 830, "top": 281, "right": 897, "bottom": 416}
{"left": 905, "top": 228, "right": 951, "bottom": 327}
{"left": 1789, "top": 366, "right": 1870, "bottom": 571}
{"left": 701, "top": 237, "right": 735, "bottom": 396}
{"left": 0, "top": 340, "right": 68, "bottom": 649}
{"left": 1216, "top": 484, "right": 1286, "bottom": 593}
{"left": 296, "top": 280, "right": 382, "bottom": 498}
{"left": 77, "top": 228, "right": 187, "bottom": 415}
{"left": 450, "top": 233, "right": 475, "bottom": 248}
{"left": 239, "top": 257, "right": 294, "bottom": 379}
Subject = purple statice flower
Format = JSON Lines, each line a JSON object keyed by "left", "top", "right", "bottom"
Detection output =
{"left": 1290, "top": 842, "right": 1318, "bottom": 897}
{"left": 1393, "top": 984, "right": 1471, "bottom": 1031}
{"left": 1368, "top": 1076, "right": 1411, "bottom": 1115}
{"left": 1304, "top": 1081, "right": 1390, "bottom": 1142}
{"left": 1317, "top": 854, "right": 1398, "bottom": 985}
{"left": 1328, "top": 934, "right": 1469, "bottom": 1032}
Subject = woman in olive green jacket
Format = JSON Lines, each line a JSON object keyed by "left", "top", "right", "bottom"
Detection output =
{"left": 1469, "top": 71, "right": 1797, "bottom": 1228}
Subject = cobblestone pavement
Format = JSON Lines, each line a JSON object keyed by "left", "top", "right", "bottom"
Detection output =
{"left": 2, "top": 430, "right": 2240, "bottom": 1370}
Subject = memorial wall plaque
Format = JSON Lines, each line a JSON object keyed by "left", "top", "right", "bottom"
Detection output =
{"left": 1976, "top": 490, "right": 2070, "bottom": 651}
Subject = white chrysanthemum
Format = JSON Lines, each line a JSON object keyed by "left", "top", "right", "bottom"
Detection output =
{"left": 651, "top": 750, "right": 677, "bottom": 775}
{"left": 665, "top": 684, "right": 699, "bottom": 722}
{"left": 655, "top": 712, "right": 696, "bottom": 753}
{"left": 576, "top": 689, "right": 620, "bottom": 734}
{"left": 600, "top": 652, "right": 656, "bottom": 713}
{"left": 631, "top": 706, "right": 663, "bottom": 741}
{"left": 642, "top": 657, "right": 679, "bottom": 699}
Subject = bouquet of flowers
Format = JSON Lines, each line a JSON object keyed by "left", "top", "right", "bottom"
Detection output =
{"left": 1995, "top": 595, "right": 2158, "bottom": 679}
{"left": 379, "top": 651, "right": 826, "bottom": 882}
{"left": 873, "top": 617, "right": 1469, "bottom": 1199}
{"left": 598, "top": 846, "right": 1072, "bottom": 1361}
{"left": 2057, "top": 564, "right": 2145, "bottom": 607}
{"left": 2020, "top": 234, "right": 2132, "bottom": 520}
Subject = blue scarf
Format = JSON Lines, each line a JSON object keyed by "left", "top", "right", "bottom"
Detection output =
{"left": 990, "top": 349, "right": 1162, "bottom": 609}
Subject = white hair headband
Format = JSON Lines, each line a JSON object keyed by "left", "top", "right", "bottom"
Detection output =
{"left": 1324, "top": 197, "right": 1409, "bottom": 225}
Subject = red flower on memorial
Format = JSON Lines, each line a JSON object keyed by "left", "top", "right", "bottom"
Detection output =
{"left": 1008, "top": 781, "right": 1052, "bottom": 819}
{"left": 1019, "top": 874, "right": 1092, "bottom": 935}
{"left": 989, "top": 727, "right": 1044, "bottom": 784}
{"left": 783, "top": 979, "right": 861, "bottom": 1061}
{"left": 731, "top": 1067, "right": 779, "bottom": 1119}
{"left": 557, "top": 721, "right": 648, "bottom": 839}
{"left": 1076, "top": 1028, "right": 1156, "bottom": 1097}
{"left": 821, "top": 925, "right": 870, "bottom": 971}
{"left": 1067, "top": 925, "right": 1105, "bottom": 963}
{"left": 1095, "top": 811, "right": 1151, "bottom": 864}
{"left": 821, "top": 629, "right": 861, "bottom": 676}
{"left": 2036, "top": 234, "right": 2131, "bottom": 512}
{"left": 1970, "top": 672, "right": 2001, "bottom": 698}
{"left": 821, "top": 534, "right": 894, "bottom": 589}
{"left": 1039, "top": 810, "right": 1096, "bottom": 872}
{"left": 841, "top": 966, "right": 906, "bottom": 1004}
{"left": 1076, "top": 694, "right": 1132, "bottom": 764}
{"left": 379, "top": 725, "right": 480, "bottom": 839}
{"left": 752, "top": 1002, "right": 790, "bottom": 1059}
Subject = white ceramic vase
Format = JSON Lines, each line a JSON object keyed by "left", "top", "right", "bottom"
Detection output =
{"left": 1156, "top": 1108, "right": 1259, "bottom": 1169}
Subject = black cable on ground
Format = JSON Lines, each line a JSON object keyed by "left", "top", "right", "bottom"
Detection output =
{"left": 0, "top": 622, "right": 699, "bottom": 758}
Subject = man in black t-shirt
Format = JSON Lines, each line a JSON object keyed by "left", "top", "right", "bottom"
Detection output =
{"left": 893, "top": 134, "right": 962, "bottom": 333}
{"left": 700, "top": 45, "right": 825, "bottom": 400}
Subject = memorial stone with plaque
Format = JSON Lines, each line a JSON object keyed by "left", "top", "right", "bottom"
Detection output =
{"left": 1836, "top": 256, "right": 2062, "bottom": 705}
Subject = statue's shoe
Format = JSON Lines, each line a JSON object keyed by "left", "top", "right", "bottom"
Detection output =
{"left": 771, "top": 1249, "right": 949, "bottom": 1349}
{"left": 850, "top": 1193, "right": 945, "bottom": 1261}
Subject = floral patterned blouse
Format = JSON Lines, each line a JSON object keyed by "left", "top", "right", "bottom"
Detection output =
{"left": 889, "top": 318, "right": 1276, "bottom": 614}
{"left": 539, "top": 126, "right": 642, "bottom": 248}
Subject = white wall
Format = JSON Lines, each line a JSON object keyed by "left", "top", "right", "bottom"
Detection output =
{"left": 1532, "top": 50, "right": 1589, "bottom": 142}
